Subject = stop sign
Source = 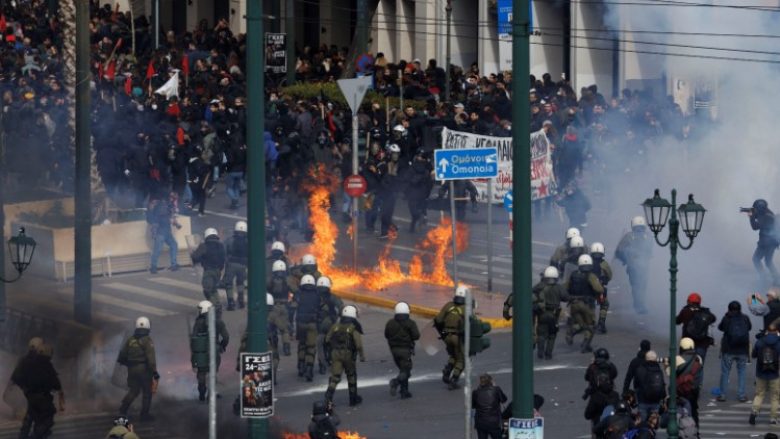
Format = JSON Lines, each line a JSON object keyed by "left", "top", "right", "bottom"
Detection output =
{"left": 343, "top": 175, "right": 368, "bottom": 197}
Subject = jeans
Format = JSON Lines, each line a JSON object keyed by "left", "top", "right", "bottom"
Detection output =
{"left": 694, "top": 345, "right": 709, "bottom": 363}
{"left": 150, "top": 226, "right": 178, "bottom": 270}
{"left": 226, "top": 171, "right": 243, "bottom": 203}
{"left": 637, "top": 402, "right": 660, "bottom": 421}
{"left": 752, "top": 377, "right": 780, "bottom": 418}
{"left": 720, "top": 353, "right": 748, "bottom": 399}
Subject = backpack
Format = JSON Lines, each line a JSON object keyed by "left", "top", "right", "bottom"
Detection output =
{"left": 676, "top": 359, "right": 701, "bottom": 397}
{"left": 685, "top": 309, "right": 710, "bottom": 340}
{"left": 312, "top": 417, "right": 337, "bottom": 439}
{"left": 643, "top": 366, "right": 665, "bottom": 402}
{"left": 759, "top": 343, "right": 780, "bottom": 373}
{"left": 726, "top": 315, "right": 750, "bottom": 348}
{"left": 595, "top": 367, "right": 614, "bottom": 393}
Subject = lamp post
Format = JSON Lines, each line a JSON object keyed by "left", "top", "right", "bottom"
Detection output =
{"left": 0, "top": 228, "right": 37, "bottom": 322}
{"left": 641, "top": 188, "right": 706, "bottom": 439}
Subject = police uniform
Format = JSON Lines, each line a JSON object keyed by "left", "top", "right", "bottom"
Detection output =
{"left": 268, "top": 270, "right": 293, "bottom": 356}
{"left": 325, "top": 317, "right": 365, "bottom": 406}
{"left": 615, "top": 229, "right": 652, "bottom": 314}
{"left": 237, "top": 331, "right": 279, "bottom": 384}
{"left": 295, "top": 280, "right": 321, "bottom": 381}
{"left": 287, "top": 264, "right": 322, "bottom": 330}
{"left": 317, "top": 290, "right": 343, "bottom": 375}
{"left": 592, "top": 256, "right": 613, "bottom": 333}
{"left": 222, "top": 231, "right": 248, "bottom": 310}
{"left": 384, "top": 314, "right": 420, "bottom": 398}
{"left": 191, "top": 235, "right": 227, "bottom": 307}
{"left": 533, "top": 281, "right": 569, "bottom": 359}
{"left": 434, "top": 301, "right": 465, "bottom": 388}
{"left": 190, "top": 313, "right": 230, "bottom": 401}
{"left": 565, "top": 270, "right": 604, "bottom": 353}
{"left": 550, "top": 243, "right": 584, "bottom": 277}
{"left": 117, "top": 329, "right": 158, "bottom": 418}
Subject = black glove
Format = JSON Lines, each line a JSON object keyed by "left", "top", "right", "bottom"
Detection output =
{"left": 153, "top": 372, "right": 161, "bottom": 380}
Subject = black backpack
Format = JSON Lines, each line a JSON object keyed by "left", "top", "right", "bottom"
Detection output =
{"left": 312, "top": 418, "right": 337, "bottom": 439}
{"left": 643, "top": 366, "right": 665, "bottom": 401}
{"left": 594, "top": 367, "right": 614, "bottom": 393}
{"left": 685, "top": 310, "right": 710, "bottom": 340}
{"left": 726, "top": 316, "right": 750, "bottom": 348}
{"left": 760, "top": 343, "right": 780, "bottom": 373}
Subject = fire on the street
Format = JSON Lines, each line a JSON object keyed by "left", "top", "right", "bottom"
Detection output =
{"left": 282, "top": 432, "right": 367, "bottom": 439}
{"left": 300, "top": 165, "right": 469, "bottom": 291}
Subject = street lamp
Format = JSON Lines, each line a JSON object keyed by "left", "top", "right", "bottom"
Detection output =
{"left": 642, "top": 188, "right": 705, "bottom": 439}
{"left": 1, "top": 227, "right": 37, "bottom": 283}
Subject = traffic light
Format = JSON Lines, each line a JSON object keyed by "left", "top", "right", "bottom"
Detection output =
{"left": 469, "top": 316, "right": 492, "bottom": 355}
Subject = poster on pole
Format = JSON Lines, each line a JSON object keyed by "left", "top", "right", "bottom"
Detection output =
{"left": 240, "top": 352, "right": 274, "bottom": 418}
{"left": 440, "top": 127, "right": 555, "bottom": 203}
{"left": 264, "top": 33, "right": 287, "bottom": 74}
{"left": 508, "top": 417, "right": 544, "bottom": 439}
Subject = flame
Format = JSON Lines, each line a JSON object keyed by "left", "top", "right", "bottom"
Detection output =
{"left": 283, "top": 432, "right": 366, "bottom": 439}
{"left": 300, "top": 165, "right": 469, "bottom": 292}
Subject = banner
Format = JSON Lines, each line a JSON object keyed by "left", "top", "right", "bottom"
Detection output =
{"left": 440, "top": 127, "right": 556, "bottom": 202}
{"left": 264, "top": 33, "right": 287, "bottom": 74}
{"left": 240, "top": 352, "right": 274, "bottom": 418}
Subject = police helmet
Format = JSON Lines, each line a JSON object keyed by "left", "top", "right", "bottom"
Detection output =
{"left": 392, "top": 124, "right": 406, "bottom": 134}
{"left": 342, "top": 305, "right": 358, "bottom": 319}
{"left": 394, "top": 302, "right": 410, "bottom": 315}
{"left": 136, "top": 316, "right": 150, "bottom": 329}
{"left": 271, "top": 241, "right": 286, "bottom": 253}
{"left": 543, "top": 266, "right": 559, "bottom": 280}
{"left": 234, "top": 221, "right": 247, "bottom": 233}
{"left": 300, "top": 274, "right": 316, "bottom": 287}
{"left": 631, "top": 216, "right": 646, "bottom": 229}
{"left": 680, "top": 337, "right": 695, "bottom": 351}
{"left": 302, "top": 254, "right": 317, "bottom": 266}
{"left": 565, "top": 227, "right": 580, "bottom": 240}
{"left": 754, "top": 199, "right": 769, "bottom": 211}
{"left": 388, "top": 144, "right": 401, "bottom": 154}
{"left": 590, "top": 242, "right": 605, "bottom": 257}
{"left": 578, "top": 254, "right": 593, "bottom": 268}
{"left": 204, "top": 227, "right": 218, "bottom": 238}
{"left": 198, "top": 300, "right": 213, "bottom": 315}
{"left": 454, "top": 285, "right": 469, "bottom": 304}
{"left": 272, "top": 260, "right": 287, "bottom": 273}
{"left": 266, "top": 293, "right": 274, "bottom": 306}
{"left": 569, "top": 236, "right": 585, "bottom": 249}
{"left": 312, "top": 401, "right": 328, "bottom": 415}
{"left": 114, "top": 416, "right": 130, "bottom": 427}
{"left": 594, "top": 347, "right": 609, "bottom": 360}
{"left": 316, "top": 276, "right": 332, "bottom": 289}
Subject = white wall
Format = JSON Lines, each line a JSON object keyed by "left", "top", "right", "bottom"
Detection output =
{"left": 478, "top": 0, "right": 500, "bottom": 76}
{"left": 396, "top": 0, "right": 414, "bottom": 61}
{"left": 450, "top": 0, "right": 478, "bottom": 70}
{"left": 414, "top": 0, "right": 436, "bottom": 65}
{"left": 529, "top": 0, "right": 564, "bottom": 79}
{"left": 570, "top": 2, "right": 613, "bottom": 94}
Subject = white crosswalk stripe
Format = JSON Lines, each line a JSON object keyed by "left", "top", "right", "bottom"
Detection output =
{"left": 699, "top": 401, "right": 775, "bottom": 437}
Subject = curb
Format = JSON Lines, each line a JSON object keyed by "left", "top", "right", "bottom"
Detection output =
{"left": 331, "top": 288, "right": 512, "bottom": 330}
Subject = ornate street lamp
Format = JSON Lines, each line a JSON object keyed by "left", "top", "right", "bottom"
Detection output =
{"left": 642, "top": 189, "right": 705, "bottom": 439}
{"left": 1, "top": 227, "right": 37, "bottom": 283}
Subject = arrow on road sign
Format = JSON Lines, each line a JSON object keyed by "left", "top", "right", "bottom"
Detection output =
{"left": 438, "top": 158, "right": 450, "bottom": 173}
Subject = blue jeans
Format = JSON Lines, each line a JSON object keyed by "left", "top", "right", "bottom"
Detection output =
{"left": 226, "top": 171, "right": 243, "bottom": 203}
{"left": 720, "top": 353, "right": 748, "bottom": 399}
{"left": 637, "top": 402, "right": 660, "bottom": 421}
{"left": 150, "top": 226, "right": 178, "bottom": 270}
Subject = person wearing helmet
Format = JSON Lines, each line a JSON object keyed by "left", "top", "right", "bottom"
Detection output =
{"left": 749, "top": 324, "right": 780, "bottom": 426}
{"left": 550, "top": 234, "right": 586, "bottom": 274}
{"left": 191, "top": 227, "right": 227, "bottom": 308}
{"left": 549, "top": 228, "right": 581, "bottom": 268}
{"left": 590, "top": 242, "right": 613, "bottom": 334}
{"left": 308, "top": 400, "right": 340, "bottom": 438}
{"left": 564, "top": 254, "right": 605, "bottom": 353}
{"left": 268, "top": 259, "right": 293, "bottom": 357}
{"left": 286, "top": 254, "right": 322, "bottom": 336}
{"left": 675, "top": 292, "right": 716, "bottom": 361}
{"left": 746, "top": 199, "right": 780, "bottom": 284}
{"left": 117, "top": 317, "right": 159, "bottom": 421}
{"left": 316, "top": 276, "right": 343, "bottom": 375}
{"left": 235, "top": 295, "right": 279, "bottom": 393}
{"left": 384, "top": 302, "right": 420, "bottom": 399}
{"left": 325, "top": 305, "right": 366, "bottom": 406}
{"left": 294, "top": 274, "right": 321, "bottom": 381}
{"left": 190, "top": 300, "right": 230, "bottom": 402}
{"left": 222, "top": 221, "right": 248, "bottom": 311}
{"left": 532, "top": 266, "right": 569, "bottom": 360}
{"left": 583, "top": 348, "right": 619, "bottom": 429}
{"left": 373, "top": 144, "right": 402, "bottom": 239}
{"left": 106, "top": 416, "right": 140, "bottom": 439}
{"left": 147, "top": 193, "right": 180, "bottom": 275}
{"left": 615, "top": 216, "right": 653, "bottom": 314}
{"left": 434, "top": 285, "right": 468, "bottom": 389}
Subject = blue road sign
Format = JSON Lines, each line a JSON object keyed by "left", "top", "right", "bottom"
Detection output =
{"left": 504, "top": 191, "right": 513, "bottom": 213}
{"left": 434, "top": 147, "right": 498, "bottom": 181}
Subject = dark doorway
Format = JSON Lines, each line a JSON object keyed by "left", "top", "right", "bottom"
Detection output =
{"left": 214, "top": 0, "right": 229, "bottom": 24}
{"left": 172, "top": 0, "right": 187, "bottom": 34}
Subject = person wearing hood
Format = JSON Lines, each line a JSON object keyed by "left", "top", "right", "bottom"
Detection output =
{"left": 553, "top": 125, "right": 584, "bottom": 189}
{"left": 116, "top": 317, "right": 159, "bottom": 421}
{"left": 623, "top": 340, "right": 652, "bottom": 395}
{"left": 385, "top": 301, "right": 420, "bottom": 399}
{"left": 325, "top": 305, "right": 365, "bottom": 406}
{"left": 222, "top": 221, "right": 248, "bottom": 310}
{"left": 403, "top": 150, "right": 433, "bottom": 233}
{"left": 750, "top": 324, "right": 780, "bottom": 425}
{"left": 308, "top": 400, "right": 340, "bottom": 439}
{"left": 190, "top": 227, "right": 226, "bottom": 308}
{"left": 717, "top": 301, "right": 752, "bottom": 402}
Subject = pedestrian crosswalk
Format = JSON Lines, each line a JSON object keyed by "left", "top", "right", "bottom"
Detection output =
{"left": 0, "top": 412, "right": 182, "bottom": 439}
{"left": 699, "top": 399, "right": 777, "bottom": 438}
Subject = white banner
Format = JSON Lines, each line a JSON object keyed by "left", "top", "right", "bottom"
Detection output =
{"left": 440, "top": 127, "right": 556, "bottom": 203}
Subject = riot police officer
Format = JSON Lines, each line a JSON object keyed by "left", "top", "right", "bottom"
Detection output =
{"left": 190, "top": 301, "right": 230, "bottom": 401}
{"left": 288, "top": 254, "right": 322, "bottom": 331}
{"left": 615, "top": 216, "right": 653, "bottom": 314}
{"left": 434, "top": 286, "right": 467, "bottom": 390}
{"left": 325, "top": 305, "right": 366, "bottom": 406}
{"left": 747, "top": 199, "right": 780, "bottom": 284}
{"left": 551, "top": 235, "right": 586, "bottom": 279}
{"left": 385, "top": 302, "right": 420, "bottom": 399}
{"left": 549, "top": 227, "right": 581, "bottom": 270}
{"left": 11, "top": 341, "right": 64, "bottom": 437}
{"left": 268, "top": 260, "right": 293, "bottom": 356}
{"left": 590, "top": 242, "right": 613, "bottom": 334}
{"left": 117, "top": 317, "right": 159, "bottom": 420}
{"left": 295, "top": 274, "right": 321, "bottom": 381}
{"left": 316, "top": 276, "right": 343, "bottom": 375}
{"left": 533, "top": 266, "right": 569, "bottom": 360}
{"left": 191, "top": 228, "right": 226, "bottom": 308}
{"left": 565, "top": 255, "right": 604, "bottom": 353}
{"left": 223, "top": 221, "right": 248, "bottom": 311}
{"left": 266, "top": 241, "right": 288, "bottom": 277}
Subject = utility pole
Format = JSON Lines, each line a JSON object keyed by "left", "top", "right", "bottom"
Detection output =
{"left": 511, "top": 0, "right": 533, "bottom": 420}
{"left": 74, "top": 0, "right": 92, "bottom": 326}
{"left": 0, "top": 111, "right": 5, "bottom": 323}
{"left": 153, "top": 0, "right": 160, "bottom": 49}
{"left": 285, "top": 0, "right": 295, "bottom": 85}
{"left": 246, "top": 0, "right": 268, "bottom": 437}
{"left": 445, "top": 0, "right": 452, "bottom": 102}
{"left": 357, "top": 0, "right": 368, "bottom": 57}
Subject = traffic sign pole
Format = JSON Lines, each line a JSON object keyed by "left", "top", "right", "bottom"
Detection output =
{"left": 352, "top": 112, "right": 359, "bottom": 271}
{"left": 487, "top": 179, "right": 493, "bottom": 292}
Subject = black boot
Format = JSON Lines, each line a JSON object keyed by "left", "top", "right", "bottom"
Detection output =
{"left": 389, "top": 378, "right": 398, "bottom": 396}
{"left": 198, "top": 386, "right": 207, "bottom": 402}
{"left": 442, "top": 364, "right": 453, "bottom": 384}
{"left": 448, "top": 374, "right": 460, "bottom": 390}
{"left": 227, "top": 298, "right": 236, "bottom": 311}
{"left": 349, "top": 391, "right": 363, "bottom": 407}
{"left": 580, "top": 337, "right": 593, "bottom": 354}
{"left": 297, "top": 360, "right": 305, "bottom": 377}
{"left": 305, "top": 364, "right": 314, "bottom": 382}
{"left": 597, "top": 318, "right": 607, "bottom": 334}
{"left": 283, "top": 343, "right": 291, "bottom": 356}
{"left": 399, "top": 380, "right": 412, "bottom": 399}
{"left": 319, "top": 362, "right": 327, "bottom": 375}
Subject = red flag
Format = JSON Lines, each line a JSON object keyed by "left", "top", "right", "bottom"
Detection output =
{"left": 166, "top": 103, "right": 181, "bottom": 118}
{"left": 106, "top": 60, "right": 116, "bottom": 81}
{"left": 176, "top": 127, "right": 185, "bottom": 145}
{"left": 124, "top": 76, "right": 132, "bottom": 95}
{"left": 182, "top": 55, "right": 190, "bottom": 78}
{"left": 98, "top": 62, "right": 104, "bottom": 81}
{"left": 146, "top": 60, "right": 155, "bottom": 80}
{"left": 0, "top": 15, "right": 7, "bottom": 33}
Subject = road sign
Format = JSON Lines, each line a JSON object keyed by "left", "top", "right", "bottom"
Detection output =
{"left": 504, "top": 190, "right": 513, "bottom": 213}
{"left": 337, "top": 75, "right": 373, "bottom": 114}
{"left": 434, "top": 147, "right": 498, "bottom": 181}
{"left": 343, "top": 175, "right": 368, "bottom": 197}
{"left": 508, "top": 417, "right": 543, "bottom": 439}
